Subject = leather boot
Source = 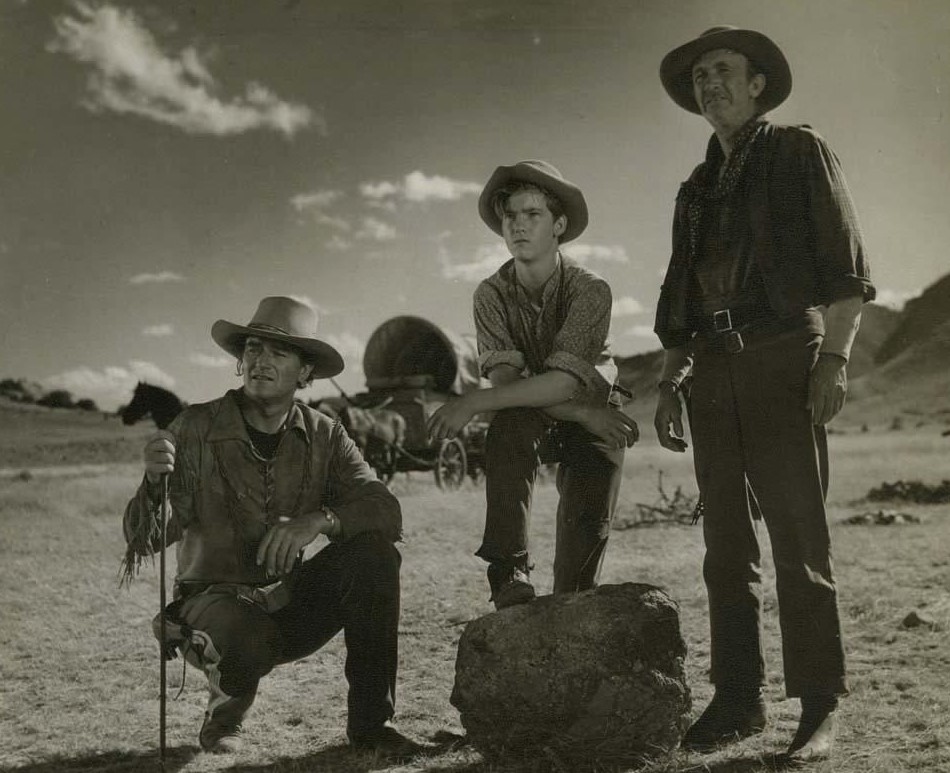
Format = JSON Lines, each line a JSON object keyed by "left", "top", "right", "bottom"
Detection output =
{"left": 681, "top": 687, "right": 768, "bottom": 752}
{"left": 786, "top": 694, "right": 838, "bottom": 762}
{"left": 487, "top": 563, "right": 536, "bottom": 610}
{"left": 199, "top": 683, "right": 257, "bottom": 754}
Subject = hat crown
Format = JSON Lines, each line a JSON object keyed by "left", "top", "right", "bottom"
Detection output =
{"left": 700, "top": 25, "right": 739, "bottom": 37}
{"left": 247, "top": 296, "right": 318, "bottom": 339}
{"left": 515, "top": 159, "right": 566, "bottom": 182}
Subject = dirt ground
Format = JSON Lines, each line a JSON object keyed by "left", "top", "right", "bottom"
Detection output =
{"left": 1, "top": 417, "right": 948, "bottom": 773}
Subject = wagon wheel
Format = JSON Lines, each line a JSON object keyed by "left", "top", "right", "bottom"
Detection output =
{"left": 434, "top": 438, "right": 467, "bottom": 490}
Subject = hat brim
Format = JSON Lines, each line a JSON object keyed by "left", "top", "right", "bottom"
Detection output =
{"left": 478, "top": 164, "right": 588, "bottom": 243}
{"left": 211, "top": 320, "right": 344, "bottom": 379}
{"left": 660, "top": 28, "right": 791, "bottom": 115}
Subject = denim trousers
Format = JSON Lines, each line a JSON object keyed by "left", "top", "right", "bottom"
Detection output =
{"left": 175, "top": 531, "right": 401, "bottom": 736}
{"left": 476, "top": 407, "right": 625, "bottom": 593}
{"left": 689, "top": 325, "right": 848, "bottom": 698}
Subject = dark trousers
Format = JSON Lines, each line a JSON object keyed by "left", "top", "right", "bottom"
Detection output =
{"left": 176, "top": 531, "right": 401, "bottom": 735}
{"left": 689, "top": 326, "right": 847, "bottom": 698}
{"left": 476, "top": 407, "right": 625, "bottom": 593}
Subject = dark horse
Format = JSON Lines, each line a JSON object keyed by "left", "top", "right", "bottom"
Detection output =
{"left": 120, "top": 382, "right": 185, "bottom": 430}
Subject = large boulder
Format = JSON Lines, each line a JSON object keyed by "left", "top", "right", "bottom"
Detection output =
{"left": 451, "top": 583, "right": 690, "bottom": 765}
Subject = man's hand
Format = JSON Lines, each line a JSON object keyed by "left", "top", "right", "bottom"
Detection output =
{"left": 257, "top": 511, "right": 328, "bottom": 577}
{"left": 579, "top": 406, "right": 639, "bottom": 449}
{"left": 427, "top": 396, "right": 477, "bottom": 441}
{"left": 144, "top": 430, "right": 176, "bottom": 484}
{"left": 807, "top": 353, "right": 847, "bottom": 426}
{"left": 654, "top": 388, "right": 688, "bottom": 452}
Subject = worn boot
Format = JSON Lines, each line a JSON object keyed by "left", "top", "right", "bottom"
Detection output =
{"left": 199, "top": 684, "right": 257, "bottom": 754}
{"left": 487, "top": 563, "right": 536, "bottom": 611}
{"left": 786, "top": 694, "right": 838, "bottom": 762}
{"left": 681, "top": 686, "right": 768, "bottom": 752}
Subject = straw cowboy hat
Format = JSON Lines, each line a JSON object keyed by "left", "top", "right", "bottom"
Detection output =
{"left": 660, "top": 26, "right": 792, "bottom": 115}
{"left": 478, "top": 160, "right": 589, "bottom": 243}
{"left": 211, "top": 296, "right": 344, "bottom": 379}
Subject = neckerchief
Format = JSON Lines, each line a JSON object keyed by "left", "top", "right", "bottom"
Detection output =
{"left": 679, "top": 118, "right": 765, "bottom": 263}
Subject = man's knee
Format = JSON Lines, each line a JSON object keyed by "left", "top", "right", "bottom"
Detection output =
{"left": 339, "top": 532, "right": 402, "bottom": 594}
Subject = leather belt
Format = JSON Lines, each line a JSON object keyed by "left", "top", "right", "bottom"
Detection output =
{"left": 693, "top": 312, "right": 806, "bottom": 355}
{"left": 694, "top": 306, "right": 773, "bottom": 334}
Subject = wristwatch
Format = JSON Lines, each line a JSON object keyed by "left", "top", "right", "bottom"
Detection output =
{"left": 657, "top": 380, "right": 680, "bottom": 394}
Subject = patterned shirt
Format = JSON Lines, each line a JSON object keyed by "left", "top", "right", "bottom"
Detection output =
{"left": 473, "top": 254, "right": 617, "bottom": 406}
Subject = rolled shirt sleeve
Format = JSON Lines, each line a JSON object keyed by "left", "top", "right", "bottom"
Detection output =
{"left": 474, "top": 280, "right": 527, "bottom": 376}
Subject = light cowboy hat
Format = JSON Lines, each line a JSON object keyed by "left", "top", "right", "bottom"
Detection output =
{"left": 478, "top": 160, "right": 589, "bottom": 243}
{"left": 211, "top": 296, "right": 344, "bottom": 379}
{"left": 660, "top": 26, "right": 792, "bottom": 115}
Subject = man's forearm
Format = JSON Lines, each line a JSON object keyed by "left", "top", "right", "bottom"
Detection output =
{"left": 821, "top": 295, "right": 863, "bottom": 361}
{"left": 659, "top": 346, "right": 693, "bottom": 385}
{"left": 486, "top": 364, "right": 589, "bottom": 423}
{"left": 473, "top": 369, "right": 580, "bottom": 413}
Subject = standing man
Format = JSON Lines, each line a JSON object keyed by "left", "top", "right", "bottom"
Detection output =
{"left": 122, "top": 296, "right": 422, "bottom": 760}
{"left": 428, "top": 160, "right": 639, "bottom": 610}
{"left": 652, "top": 27, "right": 874, "bottom": 761}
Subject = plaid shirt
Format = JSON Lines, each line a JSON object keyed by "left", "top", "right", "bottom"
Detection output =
{"left": 473, "top": 254, "right": 617, "bottom": 406}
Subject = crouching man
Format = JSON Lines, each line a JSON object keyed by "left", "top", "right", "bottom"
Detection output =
{"left": 122, "top": 296, "right": 422, "bottom": 760}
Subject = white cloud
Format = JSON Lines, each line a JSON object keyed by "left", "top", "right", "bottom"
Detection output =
{"left": 189, "top": 352, "right": 232, "bottom": 368}
{"left": 43, "top": 360, "right": 176, "bottom": 410}
{"left": 49, "top": 2, "right": 318, "bottom": 138}
{"left": 314, "top": 213, "right": 352, "bottom": 232}
{"left": 129, "top": 270, "right": 184, "bottom": 285}
{"left": 611, "top": 297, "right": 645, "bottom": 317}
{"left": 359, "top": 180, "right": 400, "bottom": 200}
{"left": 566, "top": 243, "right": 630, "bottom": 264}
{"left": 359, "top": 171, "right": 481, "bottom": 204}
{"left": 142, "top": 323, "right": 174, "bottom": 337}
{"left": 624, "top": 324, "right": 657, "bottom": 338}
{"left": 325, "top": 234, "right": 351, "bottom": 251}
{"left": 356, "top": 217, "right": 397, "bottom": 241}
{"left": 290, "top": 190, "right": 343, "bottom": 211}
{"left": 441, "top": 243, "right": 510, "bottom": 282}
{"left": 403, "top": 171, "right": 481, "bottom": 202}
{"left": 324, "top": 332, "right": 365, "bottom": 375}
{"left": 874, "top": 287, "right": 919, "bottom": 311}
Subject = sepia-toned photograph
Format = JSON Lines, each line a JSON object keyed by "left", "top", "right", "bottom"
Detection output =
{"left": 1, "top": 1, "right": 948, "bottom": 771}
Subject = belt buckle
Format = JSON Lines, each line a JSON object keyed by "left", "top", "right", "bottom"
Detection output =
{"left": 713, "top": 308, "right": 733, "bottom": 333}
{"left": 725, "top": 331, "right": 744, "bottom": 354}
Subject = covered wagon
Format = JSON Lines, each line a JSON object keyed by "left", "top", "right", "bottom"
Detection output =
{"left": 357, "top": 315, "right": 489, "bottom": 489}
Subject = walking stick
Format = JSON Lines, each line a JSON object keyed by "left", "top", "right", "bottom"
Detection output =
{"left": 159, "top": 473, "right": 169, "bottom": 771}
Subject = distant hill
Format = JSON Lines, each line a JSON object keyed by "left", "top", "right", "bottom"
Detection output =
{"left": 846, "top": 302, "right": 902, "bottom": 378}
{"left": 875, "top": 273, "right": 950, "bottom": 365}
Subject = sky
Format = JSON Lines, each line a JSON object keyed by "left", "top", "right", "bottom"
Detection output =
{"left": 1, "top": 0, "right": 948, "bottom": 410}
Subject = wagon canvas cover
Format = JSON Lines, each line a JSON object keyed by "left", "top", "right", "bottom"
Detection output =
{"left": 363, "top": 315, "right": 481, "bottom": 396}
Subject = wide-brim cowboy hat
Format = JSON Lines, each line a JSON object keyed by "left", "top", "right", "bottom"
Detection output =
{"left": 478, "top": 160, "right": 588, "bottom": 243}
{"left": 211, "top": 296, "right": 344, "bottom": 379}
{"left": 660, "top": 26, "right": 792, "bottom": 115}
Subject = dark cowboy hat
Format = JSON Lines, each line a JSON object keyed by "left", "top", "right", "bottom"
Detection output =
{"left": 660, "top": 26, "right": 792, "bottom": 115}
{"left": 478, "top": 160, "right": 588, "bottom": 243}
{"left": 211, "top": 296, "right": 344, "bottom": 379}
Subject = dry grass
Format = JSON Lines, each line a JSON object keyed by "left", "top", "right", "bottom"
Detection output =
{"left": 1, "top": 425, "right": 949, "bottom": 773}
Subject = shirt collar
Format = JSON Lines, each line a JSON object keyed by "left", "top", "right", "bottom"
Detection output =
{"left": 206, "top": 389, "right": 310, "bottom": 445}
{"left": 506, "top": 252, "right": 564, "bottom": 307}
